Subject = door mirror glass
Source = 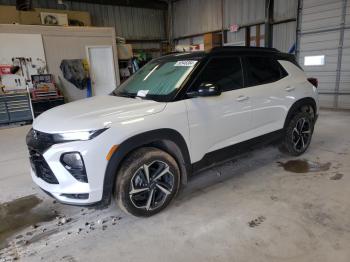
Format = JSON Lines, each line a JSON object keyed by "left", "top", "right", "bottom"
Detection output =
{"left": 187, "top": 82, "right": 222, "bottom": 98}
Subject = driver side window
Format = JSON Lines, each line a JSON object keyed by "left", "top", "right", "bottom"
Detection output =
{"left": 193, "top": 57, "right": 243, "bottom": 92}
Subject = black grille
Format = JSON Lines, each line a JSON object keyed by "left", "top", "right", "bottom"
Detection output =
{"left": 29, "top": 150, "right": 59, "bottom": 184}
{"left": 26, "top": 128, "right": 57, "bottom": 154}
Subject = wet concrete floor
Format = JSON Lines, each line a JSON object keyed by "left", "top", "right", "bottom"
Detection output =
{"left": 0, "top": 195, "right": 56, "bottom": 250}
{"left": 278, "top": 159, "right": 331, "bottom": 173}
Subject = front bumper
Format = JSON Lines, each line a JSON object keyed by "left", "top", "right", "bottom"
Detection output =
{"left": 26, "top": 129, "right": 111, "bottom": 205}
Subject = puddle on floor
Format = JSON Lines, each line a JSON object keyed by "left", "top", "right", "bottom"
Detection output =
{"left": 278, "top": 160, "right": 331, "bottom": 173}
{"left": 0, "top": 195, "right": 56, "bottom": 250}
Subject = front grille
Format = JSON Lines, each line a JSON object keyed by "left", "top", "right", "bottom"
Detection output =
{"left": 26, "top": 128, "right": 56, "bottom": 154}
{"left": 29, "top": 150, "right": 59, "bottom": 184}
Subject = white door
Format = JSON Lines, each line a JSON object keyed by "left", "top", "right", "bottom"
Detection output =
{"left": 86, "top": 46, "right": 117, "bottom": 96}
{"left": 185, "top": 56, "right": 252, "bottom": 162}
{"left": 243, "top": 56, "right": 290, "bottom": 136}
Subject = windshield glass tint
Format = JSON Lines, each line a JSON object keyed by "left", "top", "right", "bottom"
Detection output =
{"left": 113, "top": 59, "right": 198, "bottom": 100}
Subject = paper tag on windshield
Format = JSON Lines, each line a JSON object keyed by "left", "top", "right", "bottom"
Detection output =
{"left": 137, "top": 90, "right": 149, "bottom": 97}
{"left": 174, "top": 60, "right": 197, "bottom": 67}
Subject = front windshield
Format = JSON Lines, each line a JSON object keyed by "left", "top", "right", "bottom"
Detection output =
{"left": 113, "top": 59, "right": 198, "bottom": 101}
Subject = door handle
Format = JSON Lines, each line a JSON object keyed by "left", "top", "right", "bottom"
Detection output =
{"left": 285, "top": 86, "right": 295, "bottom": 92}
{"left": 236, "top": 95, "right": 249, "bottom": 102}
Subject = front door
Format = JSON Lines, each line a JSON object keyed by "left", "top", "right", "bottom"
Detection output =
{"left": 185, "top": 56, "right": 252, "bottom": 163}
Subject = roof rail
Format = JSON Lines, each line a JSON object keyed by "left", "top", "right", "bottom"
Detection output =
{"left": 210, "top": 46, "right": 279, "bottom": 53}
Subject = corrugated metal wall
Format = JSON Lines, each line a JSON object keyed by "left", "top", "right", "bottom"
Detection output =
{"left": 0, "top": 0, "right": 166, "bottom": 40}
{"left": 273, "top": 21, "right": 296, "bottom": 52}
{"left": 272, "top": 0, "right": 297, "bottom": 52}
{"left": 274, "top": 0, "right": 298, "bottom": 21}
{"left": 224, "top": 0, "right": 265, "bottom": 27}
{"left": 298, "top": 0, "right": 349, "bottom": 109}
{"left": 172, "top": 0, "right": 221, "bottom": 38}
{"left": 172, "top": 0, "right": 266, "bottom": 39}
{"left": 173, "top": 0, "right": 297, "bottom": 52}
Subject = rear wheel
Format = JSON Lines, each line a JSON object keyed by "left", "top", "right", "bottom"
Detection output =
{"left": 115, "top": 147, "right": 180, "bottom": 217}
{"left": 280, "top": 111, "right": 314, "bottom": 156}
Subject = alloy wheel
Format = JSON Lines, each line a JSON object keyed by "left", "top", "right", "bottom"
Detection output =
{"left": 292, "top": 117, "right": 311, "bottom": 152}
{"left": 129, "top": 160, "right": 175, "bottom": 211}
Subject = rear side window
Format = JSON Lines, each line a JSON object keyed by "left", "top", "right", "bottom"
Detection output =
{"left": 245, "top": 57, "right": 288, "bottom": 87}
{"left": 193, "top": 57, "right": 243, "bottom": 92}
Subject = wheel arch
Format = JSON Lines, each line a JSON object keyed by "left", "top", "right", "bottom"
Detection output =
{"left": 101, "top": 128, "right": 191, "bottom": 205}
{"left": 284, "top": 97, "right": 317, "bottom": 129}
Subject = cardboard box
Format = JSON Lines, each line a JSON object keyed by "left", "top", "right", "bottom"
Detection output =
{"left": 117, "top": 44, "right": 133, "bottom": 60}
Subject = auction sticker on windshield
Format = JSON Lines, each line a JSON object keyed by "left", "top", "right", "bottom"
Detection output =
{"left": 174, "top": 60, "right": 197, "bottom": 67}
{"left": 137, "top": 90, "right": 149, "bottom": 97}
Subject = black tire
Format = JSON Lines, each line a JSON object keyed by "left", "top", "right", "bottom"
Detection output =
{"left": 280, "top": 111, "right": 314, "bottom": 156}
{"left": 115, "top": 147, "right": 180, "bottom": 217}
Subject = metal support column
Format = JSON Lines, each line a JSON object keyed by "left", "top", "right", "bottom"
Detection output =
{"left": 334, "top": 0, "right": 347, "bottom": 108}
{"left": 295, "top": 0, "right": 303, "bottom": 61}
{"left": 264, "top": 0, "right": 274, "bottom": 48}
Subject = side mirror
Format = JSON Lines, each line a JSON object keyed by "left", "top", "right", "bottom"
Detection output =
{"left": 187, "top": 82, "right": 222, "bottom": 98}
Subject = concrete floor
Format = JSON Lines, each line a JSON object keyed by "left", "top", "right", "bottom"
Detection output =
{"left": 0, "top": 109, "right": 350, "bottom": 262}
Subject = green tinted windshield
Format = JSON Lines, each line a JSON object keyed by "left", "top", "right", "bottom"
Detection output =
{"left": 113, "top": 59, "right": 198, "bottom": 101}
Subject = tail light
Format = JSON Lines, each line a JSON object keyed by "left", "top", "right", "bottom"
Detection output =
{"left": 307, "top": 77, "right": 318, "bottom": 88}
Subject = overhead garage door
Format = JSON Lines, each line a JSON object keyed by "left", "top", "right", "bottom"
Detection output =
{"left": 298, "top": 0, "right": 349, "bottom": 109}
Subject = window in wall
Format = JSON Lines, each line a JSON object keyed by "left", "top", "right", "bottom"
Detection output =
{"left": 193, "top": 57, "right": 243, "bottom": 92}
{"left": 304, "top": 55, "right": 325, "bottom": 66}
{"left": 245, "top": 57, "right": 287, "bottom": 86}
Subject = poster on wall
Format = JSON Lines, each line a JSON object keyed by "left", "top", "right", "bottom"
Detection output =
{"left": 0, "top": 33, "right": 47, "bottom": 92}
{"left": 40, "top": 12, "right": 68, "bottom": 26}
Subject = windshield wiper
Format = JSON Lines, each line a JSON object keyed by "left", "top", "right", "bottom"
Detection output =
{"left": 115, "top": 92, "right": 136, "bottom": 98}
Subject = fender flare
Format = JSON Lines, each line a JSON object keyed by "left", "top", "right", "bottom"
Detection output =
{"left": 283, "top": 97, "right": 317, "bottom": 129}
{"left": 100, "top": 128, "right": 191, "bottom": 205}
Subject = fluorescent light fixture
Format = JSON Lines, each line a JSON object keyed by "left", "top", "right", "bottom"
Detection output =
{"left": 304, "top": 55, "right": 325, "bottom": 66}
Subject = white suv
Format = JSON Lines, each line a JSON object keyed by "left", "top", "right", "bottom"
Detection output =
{"left": 26, "top": 47, "right": 319, "bottom": 217}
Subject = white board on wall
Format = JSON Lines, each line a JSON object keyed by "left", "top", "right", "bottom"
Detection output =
{"left": 0, "top": 33, "right": 46, "bottom": 64}
{"left": 0, "top": 33, "right": 47, "bottom": 90}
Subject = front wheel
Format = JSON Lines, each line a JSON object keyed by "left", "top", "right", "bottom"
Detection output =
{"left": 280, "top": 111, "right": 314, "bottom": 156}
{"left": 115, "top": 147, "right": 180, "bottom": 217}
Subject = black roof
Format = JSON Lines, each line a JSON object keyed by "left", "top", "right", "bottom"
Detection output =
{"left": 210, "top": 46, "right": 279, "bottom": 54}
{"left": 155, "top": 46, "right": 298, "bottom": 66}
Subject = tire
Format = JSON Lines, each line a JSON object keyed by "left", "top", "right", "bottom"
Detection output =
{"left": 279, "top": 111, "right": 314, "bottom": 156}
{"left": 115, "top": 147, "right": 180, "bottom": 217}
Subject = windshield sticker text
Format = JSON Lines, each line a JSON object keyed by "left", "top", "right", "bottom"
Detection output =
{"left": 174, "top": 60, "right": 197, "bottom": 67}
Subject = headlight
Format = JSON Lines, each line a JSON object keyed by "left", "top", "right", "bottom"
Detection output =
{"left": 53, "top": 128, "right": 108, "bottom": 142}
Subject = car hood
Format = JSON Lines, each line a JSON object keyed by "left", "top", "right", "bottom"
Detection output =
{"left": 33, "top": 95, "right": 166, "bottom": 133}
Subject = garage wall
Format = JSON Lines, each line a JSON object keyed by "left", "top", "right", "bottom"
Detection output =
{"left": 274, "top": 0, "right": 298, "bottom": 21}
{"left": 0, "top": 0, "right": 166, "bottom": 40}
{"left": 224, "top": 0, "right": 265, "bottom": 27}
{"left": 0, "top": 24, "right": 119, "bottom": 102}
{"left": 273, "top": 0, "right": 298, "bottom": 52}
{"left": 173, "top": 0, "right": 297, "bottom": 52}
{"left": 172, "top": 0, "right": 221, "bottom": 39}
{"left": 273, "top": 21, "right": 296, "bottom": 52}
{"left": 297, "top": 0, "right": 349, "bottom": 109}
{"left": 172, "top": 0, "right": 265, "bottom": 39}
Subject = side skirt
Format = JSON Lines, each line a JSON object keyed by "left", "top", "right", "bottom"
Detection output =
{"left": 191, "top": 129, "right": 284, "bottom": 174}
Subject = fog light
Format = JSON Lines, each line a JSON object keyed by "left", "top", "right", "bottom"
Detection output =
{"left": 60, "top": 152, "right": 88, "bottom": 183}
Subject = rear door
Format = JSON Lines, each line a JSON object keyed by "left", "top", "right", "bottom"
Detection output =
{"left": 185, "top": 56, "right": 253, "bottom": 163}
{"left": 243, "top": 56, "right": 289, "bottom": 136}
